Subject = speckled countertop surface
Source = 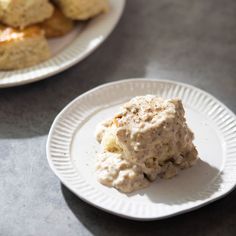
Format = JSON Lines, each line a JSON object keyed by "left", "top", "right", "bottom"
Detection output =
{"left": 0, "top": 0, "right": 236, "bottom": 235}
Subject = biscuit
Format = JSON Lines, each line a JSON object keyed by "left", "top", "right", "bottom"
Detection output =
{"left": 39, "top": 7, "right": 74, "bottom": 38}
{"left": 0, "top": 26, "right": 51, "bottom": 70}
{"left": 96, "top": 96, "right": 199, "bottom": 192}
{"left": 55, "top": 0, "right": 109, "bottom": 20}
{"left": 0, "top": 0, "right": 54, "bottom": 28}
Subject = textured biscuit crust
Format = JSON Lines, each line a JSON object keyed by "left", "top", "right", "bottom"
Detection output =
{"left": 39, "top": 7, "right": 74, "bottom": 38}
{"left": 0, "top": 0, "right": 54, "bottom": 28}
{"left": 55, "top": 0, "right": 109, "bottom": 20}
{"left": 0, "top": 26, "right": 51, "bottom": 70}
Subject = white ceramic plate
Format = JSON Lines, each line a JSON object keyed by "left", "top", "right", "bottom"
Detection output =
{"left": 47, "top": 79, "right": 236, "bottom": 220}
{"left": 0, "top": 0, "right": 125, "bottom": 88}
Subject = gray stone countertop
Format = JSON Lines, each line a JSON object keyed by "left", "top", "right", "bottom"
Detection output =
{"left": 0, "top": 0, "right": 235, "bottom": 235}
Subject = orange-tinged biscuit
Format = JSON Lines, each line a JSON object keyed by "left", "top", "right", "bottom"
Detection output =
{"left": 0, "top": 25, "right": 51, "bottom": 70}
{"left": 39, "top": 8, "right": 74, "bottom": 38}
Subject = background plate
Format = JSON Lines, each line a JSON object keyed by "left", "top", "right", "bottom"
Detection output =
{"left": 47, "top": 79, "right": 236, "bottom": 220}
{"left": 0, "top": 0, "right": 125, "bottom": 88}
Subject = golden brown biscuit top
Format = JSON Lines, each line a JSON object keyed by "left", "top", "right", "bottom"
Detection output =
{"left": 0, "top": 26, "right": 44, "bottom": 45}
{"left": 38, "top": 7, "right": 74, "bottom": 38}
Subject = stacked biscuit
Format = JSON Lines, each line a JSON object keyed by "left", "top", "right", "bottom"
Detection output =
{"left": 0, "top": 0, "right": 109, "bottom": 70}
